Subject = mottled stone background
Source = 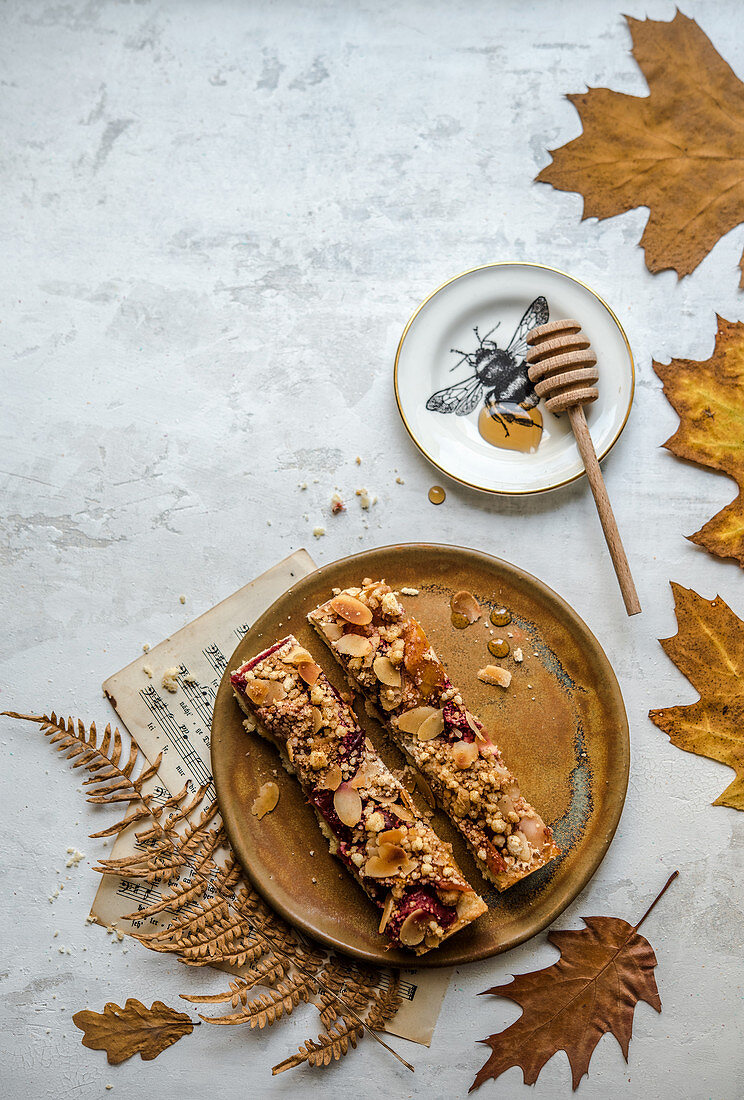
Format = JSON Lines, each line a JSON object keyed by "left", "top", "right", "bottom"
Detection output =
{"left": 2, "top": 1, "right": 743, "bottom": 1096}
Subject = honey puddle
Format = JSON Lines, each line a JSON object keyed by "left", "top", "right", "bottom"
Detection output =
{"left": 478, "top": 403, "right": 543, "bottom": 453}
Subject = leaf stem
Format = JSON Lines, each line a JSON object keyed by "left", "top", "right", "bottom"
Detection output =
{"left": 633, "top": 870, "right": 679, "bottom": 933}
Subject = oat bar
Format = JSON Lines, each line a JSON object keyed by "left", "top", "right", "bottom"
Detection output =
{"left": 308, "top": 582, "right": 561, "bottom": 891}
{"left": 231, "top": 636, "right": 487, "bottom": 954}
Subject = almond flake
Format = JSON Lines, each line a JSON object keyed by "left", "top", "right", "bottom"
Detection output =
{"left": 330, "top": 592, "right": 373, "bottom": 626}
{"left": 251, "top": 781, "right": 279, "bottom": 819}
{"left": 417, "top": 710, "right": 444, "bottom": 741}
{"left": 373, "top": 655, "right": 401, "bottom": 688}
{"left": 478, "top": 665, "right": 512, "bottom": 688}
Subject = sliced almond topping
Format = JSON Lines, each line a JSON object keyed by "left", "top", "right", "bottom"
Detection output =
{"left": 465, "top": 711, "right": 485, "bottom": 740}
{"left": 350, "top": 762, "right": 375, "bottom": 789}
{"left": 391, "top": 802, "right": 415, "bottom": 824}
{"left": 333, "top": 783, "right": 363, "bottom": 827}
{"left": 450, "top": 589, "right": 482, "bottom": 624}
{"left": 451, "top": 741, "right": 479, "bottom": 769}
{"left": 335, "top": 633, "right": 373, "bottom": 658}
{"left": 264, "top": 677, "right": 288, "bottom": 704}
{"left": 245, "top": 679, "right": 270, "bottom": 705}
{"left": 311, "top": 706, "right": 324, "bottom": 734}
{"left": 417, "top": 709, "right": 444, "bottom": 741}
{"left": 284, "top": 647, "right": 314, "bottom": 665}
{"left": 298, "top": 662, "right": 321, "bottom": 685}
{"left": 251, "top": 781, "right": 279, "bottom": 819}
{"left": 378, "top": 827, "right": 405, "bottom": 845}
{"left": 397, "top": 705, "right": 439, "bottom": 734}
{"left": 373, "top": 655, "right": 401, "bottom": 688}
{"left": 322, "top": 620, "right": 344, "bottom": 642}
{"left": 319, "top": 763, "right": 343, "bottom": 791}
{"left": 364, "top": 844, "right": 415, "bottom": 878}
{"left": 330, "top": 592, "right": 373, "bottom": 626}
{"left": 399, "top": 908, "right": 428, "bottom": 946}
{"left": 478, "top": 665, "right": 512, "bottom": 688}
{"left": 378, "top": 891, "right": 395, "bottom": 934}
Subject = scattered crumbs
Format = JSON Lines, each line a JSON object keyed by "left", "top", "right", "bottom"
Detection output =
{"left": 183, "top": 673, "right": 197, "bottom": 685}
{"left": 85, "top": 914, "right": 96, "bottom": 924}
{"left": 330, "top": 491, "right": 345, "bottom": 514}
{"left": 395, "top": 477, "right": 405, "bottom": 484}
{"left": 65, "top": 848, "right": 85, "bottom": 867}
{"left": 507, "top": 632, "right": 513, "bottom": 638}
{"left": 53, "top": 930, "right": 59, "bottom": 938}
{"left": 143, "top": 665, "right": 153, "bottom": 679}
{"left": 355, "top": 455, "right": 361, "bottom": 464}
{"left": 400, "top": 587, "right": 419, "bottom": 596}
{"left": 162, "top": 667, "right": 180, "bottom": 693}
{"left": 266, "top": 520, "right": 272, "bottom": 526}
{"left": 179, "top": 595, "right": 186, "bottom": 604}
{"left": 106, "top": 1087, "right": 113, "bottom": 1092}
{"left": 299, "top": 481, "right": 307, "bottom": 490}
{"left": 309, "top": 850, "right": 315, "bottom": 856}
{"left": 356, "top": 487, "right": 375, "bottom": 509}
{"left": 533, "top": 652, "right": 539, "bottom": 657}
{"left": 142, "top": 642, "right": 150, "bottom": 653}
{"left": 513, "top": 648, "right": 523, "bottom": 663}
{"left": 311, "top": 877, "right": 317, "bottom": 884}
{"left": 116, "top": 930, "right": 124, "bottom": 942}
{"left": 312, "top": 526, "right": 326, "bottom": 538}
{"left": 313, "top": 478, "right": 319, "bottom": 483}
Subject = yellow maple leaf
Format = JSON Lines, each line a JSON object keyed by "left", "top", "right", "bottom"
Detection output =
{"left": 650, "top": 583, "right": 744, "bottom": 811}
{"left": 537, "top": 11, "right": 744, "bottom": 285}
{"left": 654, "top": 315, "right": 744, "bottom": 565}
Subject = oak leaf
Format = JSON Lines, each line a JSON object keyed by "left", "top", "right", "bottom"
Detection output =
{"left": 654, "top": 318, "right": 744, "bottom": 565}
{"left": 650, "top": 583, "right": 744, "bottom": 810}
{"left": 73, "top": 998, "right": 196, "bottom": 1064}
{"left": 471, "top": 875, "right": 677, "bottom": 1091}
{"left": 537, "top": 12, "right": 744, "bottom": 285}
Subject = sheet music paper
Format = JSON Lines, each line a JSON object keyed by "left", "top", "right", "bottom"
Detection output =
{"left": 92, "top": 549, "right": 451, "bottom": 1046}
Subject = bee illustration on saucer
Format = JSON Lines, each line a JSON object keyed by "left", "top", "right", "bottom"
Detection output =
{"left": 425, "top": 296, "right": 549, "bottom": 453}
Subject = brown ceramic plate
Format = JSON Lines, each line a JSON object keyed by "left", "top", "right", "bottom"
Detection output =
{"left": 211, "top": 544, "right": 629, "bottom": 968}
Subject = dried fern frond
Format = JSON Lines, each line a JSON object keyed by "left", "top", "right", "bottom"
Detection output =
{"left": 272, "top": 1019, "right": 363, "bottom": 1074}
{"left": 196, "top": 974, "right": 317, "bottom": 1028}
{"left": 7, "top": 709, "right": 414, "bottom": 1076}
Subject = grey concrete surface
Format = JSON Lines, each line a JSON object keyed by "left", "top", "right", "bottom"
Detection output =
{"left": 2, "top": 1, "right": 743, "bottom": 1097}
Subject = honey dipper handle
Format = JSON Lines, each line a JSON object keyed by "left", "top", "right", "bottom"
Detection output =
{"left": 568, "top": 405, "right": 642, "bottom": 617}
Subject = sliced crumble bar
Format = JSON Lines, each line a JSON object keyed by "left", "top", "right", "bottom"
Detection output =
{"left": 308, "top": 581, "right": 561, "bottom": 891}
{"left": 230, "top": 636, "right": 486, "bottom": 954}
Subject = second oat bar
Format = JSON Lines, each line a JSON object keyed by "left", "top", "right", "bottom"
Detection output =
{"left": 231, "top": 635, "right": 487, "bottom": 954}
{"left": 308, "top": 581, "right": 561, "bottom": 891}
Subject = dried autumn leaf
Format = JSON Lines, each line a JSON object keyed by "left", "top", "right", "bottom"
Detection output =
{"left": 471, "top": 874, "right": 677, "bottom": 1092}
{"left": 73, "top": 998, "right": 196, "bottom": 1064}
{"left": 655, "top": 318, "right": 744, "bottom": 565}
{"left": 537, "top": 12, "right": 744, "bottom": 285}
{"left": 650, "top": 583, "right": 744, "bottom": 810}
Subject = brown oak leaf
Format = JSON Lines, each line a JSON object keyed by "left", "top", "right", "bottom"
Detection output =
{"left": 655, "top": 317, "right": 744, "bottom": 566}
{"left": 471, "top": 874, "right": 678, "bottom": 1091}
{"left": 650, "top": 582, "right": 744, "bottom": 810}
{"left": 537, "top": 12, "right": 744, "bottom": 285}
{"left": 73, "top": 998, "right": 196, "bottom": 1064}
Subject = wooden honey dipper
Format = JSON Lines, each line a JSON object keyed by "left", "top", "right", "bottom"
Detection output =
{"left": 526, "top": 319, "right": 641, "bottom": 617}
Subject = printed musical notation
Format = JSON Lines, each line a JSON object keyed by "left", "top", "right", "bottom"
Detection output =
{"left": 139, "top": 676, "right": 213, "bottom": 791}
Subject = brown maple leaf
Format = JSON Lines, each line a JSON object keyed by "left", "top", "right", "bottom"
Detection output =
{"left": 73, "top": 998, "right": 196, "bottom": 1064}
{"left": 537, "top": 11, "right": 744, "bottom": 285}
{"left": 650, "top": 583, "right": 744, "bottom": 810}
{"left": 655, "top": 317, "right": 744, "bottom": 566}
{"left": 471, "top": 874, "right": 677, "bottom": 1091}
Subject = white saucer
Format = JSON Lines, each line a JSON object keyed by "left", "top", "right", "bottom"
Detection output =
{"left": 394, "top": 263, "right": 635, "bottom": 495}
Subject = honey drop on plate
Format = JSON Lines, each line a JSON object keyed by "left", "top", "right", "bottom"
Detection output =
{"left": 478, "top": 403, "right": 543, "bottom": 453}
